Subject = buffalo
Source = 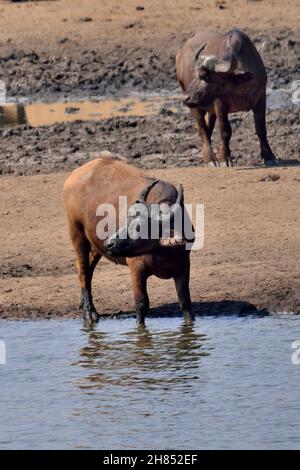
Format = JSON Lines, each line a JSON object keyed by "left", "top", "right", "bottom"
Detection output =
{"left": 63, "top": 154, "right": 194, "bottom": 325}
{"left": 176, "top": 28, "right": 277, "bottom": 167}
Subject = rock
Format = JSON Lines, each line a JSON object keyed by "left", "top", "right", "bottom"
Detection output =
{"left": 4, "top": 50, "right": 26, "bottom": 61}
{"left": 65, "top": 107, "right": 80, "bottom": 115}
{"left": 124, "top": 21, "right": 143, "bottom": 29}
{"left": 132, "top": 152, "right": 141, "bottom": 159}
{"left": 84, "top": 126, "right": 95, "bottom": 135}
{"left": 58, "top": 37, "right": 69, "bottom": 44}
{"left": 260, "top": 174, "right": 280, "bottom": 182}
{"left": 215, "top": 0, "right": 226, "bottom": 8}
{"left": 26, "top": 52, "right": 39, "bottom": 62}
{"left": 79, "top": 17, "right": 93, "bottom": 22}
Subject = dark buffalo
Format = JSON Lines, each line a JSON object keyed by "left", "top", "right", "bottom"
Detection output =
{"left": 176, "top": 28, "right": 277, "bottom": 167}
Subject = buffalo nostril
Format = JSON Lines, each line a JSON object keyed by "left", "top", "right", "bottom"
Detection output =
{"left": 106, "top": 241, "right": 115, "bottom": 250}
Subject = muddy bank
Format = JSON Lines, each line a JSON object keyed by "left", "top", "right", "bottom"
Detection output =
{"left": 1, "top": 107, "right": 299, "bottom": 176}
{"left": 1, "top": 1, "right": 299, "bottom": 99}
{"left": 0, "top": 45, "right": 175, "bottom": 99}
{"left": 0, "top": 28, "right": 299, "bottom": 99}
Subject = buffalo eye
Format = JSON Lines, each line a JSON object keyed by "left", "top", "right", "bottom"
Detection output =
{"left": 201, "top": 71, "right": 211, "bottom": 82}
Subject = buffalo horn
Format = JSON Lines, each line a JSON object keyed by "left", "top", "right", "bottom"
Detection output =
{"left": 137, "top": 179, "right": 159, "bottom": 203}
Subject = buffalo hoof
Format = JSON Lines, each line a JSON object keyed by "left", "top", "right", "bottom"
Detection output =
{"left": 206, "top": 160, "right": 220, "bottom": 167}
{"left": 136, "top": 314, "right": 146, "bottom": 328}
{"left": 83, "top": 306, "right": 99, "bottom": 323}
{"left": 79, "top": 292, "right": 99, "bottom": 323}
{"left": 202, "top": 149, "right": 219, "bottom": 167}
{"left": 183, "top": 311, "right": 195, "bottom": 323}
{"left": 136, "top": 320, "right": 146, "bottom": 329}
{"left": 220, "top": 161, "right": 233, "bottom": 168}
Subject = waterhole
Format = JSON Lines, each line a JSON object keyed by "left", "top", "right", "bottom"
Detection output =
{"left": 0, "top": 94, "right": 176, "bottom": 128}
{"left": 0, "top": 88, "right": 296, "bottom": 129}
{"left": 0, "top": 315, "right": 300, "bottom": 449}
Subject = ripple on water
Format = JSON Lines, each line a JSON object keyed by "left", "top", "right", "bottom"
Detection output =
{"left": 0, "top": 315, "right": 300, "bottom": 449}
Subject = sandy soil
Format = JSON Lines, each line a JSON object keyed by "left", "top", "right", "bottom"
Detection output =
{"left": 1, "top": 166, "right": 299, "bottom": 319}
{"left": 0, "top": 1, "right": 299, "bottom": 319}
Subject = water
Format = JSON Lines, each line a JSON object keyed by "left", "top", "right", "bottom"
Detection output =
{"left": 0, "top": 94, "right": 176, "bottom": 129}
{"left": 0, "top": 87, "right": 297, "bottom": 129}
{"left": 0, "top": 315, "right": 300, "bottom": 450}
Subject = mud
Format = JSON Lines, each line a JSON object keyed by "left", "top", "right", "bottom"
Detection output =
{"left": 0, "top": 2, "right": 299, "bottom": 176}
{"left": 0, "top": 28, "right": 299, "bottom": 99}
{"left": 1, "top": 107, "right": 299, "bottom": 176}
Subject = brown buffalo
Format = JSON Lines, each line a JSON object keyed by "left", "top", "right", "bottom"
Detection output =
{"left": 176, "top": 28, "right": 277, "bottom": 167}
{"left": 63, "top": 154, "right": 194, "bottom": 325}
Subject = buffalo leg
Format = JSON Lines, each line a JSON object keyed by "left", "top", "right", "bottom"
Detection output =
{"left": 78, "top": 249, "right": 101, "bottom": 311}
{"left": 205, "top": 110, "right": 216, "bottom": 142}
{"left": 215, "top": 99, "right": 233, "bottom": 167}
{"left": 174, "top": 259, "right": 194, "bottom": 322}
{"left": 89, "top": 249, "right": 101, "bottom": 279}
{"left": 129, "top": 264, "right": 149, "bottom": 326}
{"left": 70, "top": 224, "right": 99, "bottom": 322}
{"left": 191, "top": 108, "right": 219, "bottom": 166}
{"left": 253, "top": 94, "right": 278, "bottom": 166}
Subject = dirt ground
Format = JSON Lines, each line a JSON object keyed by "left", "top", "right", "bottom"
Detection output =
{"left": 1, "top": 166, "right": 299, "bottom": 319}
{"left": 0, "top": 0, "right": 299, "bottom": 319}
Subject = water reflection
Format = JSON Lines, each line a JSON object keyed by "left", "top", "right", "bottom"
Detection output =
{"left": 74, "top": 321, "right": 209, "bottom": 391}
{"left": 0, "top": 103, "right": 26, "bottom": 127}
{"left": 0, "top": 88, "right": 292, "bottom": 129}
{"left": 1, "top": 318, "right": 300, "bottom": 449}
{"left": 0, "top": 96, "right": 173, "bottom": 128}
